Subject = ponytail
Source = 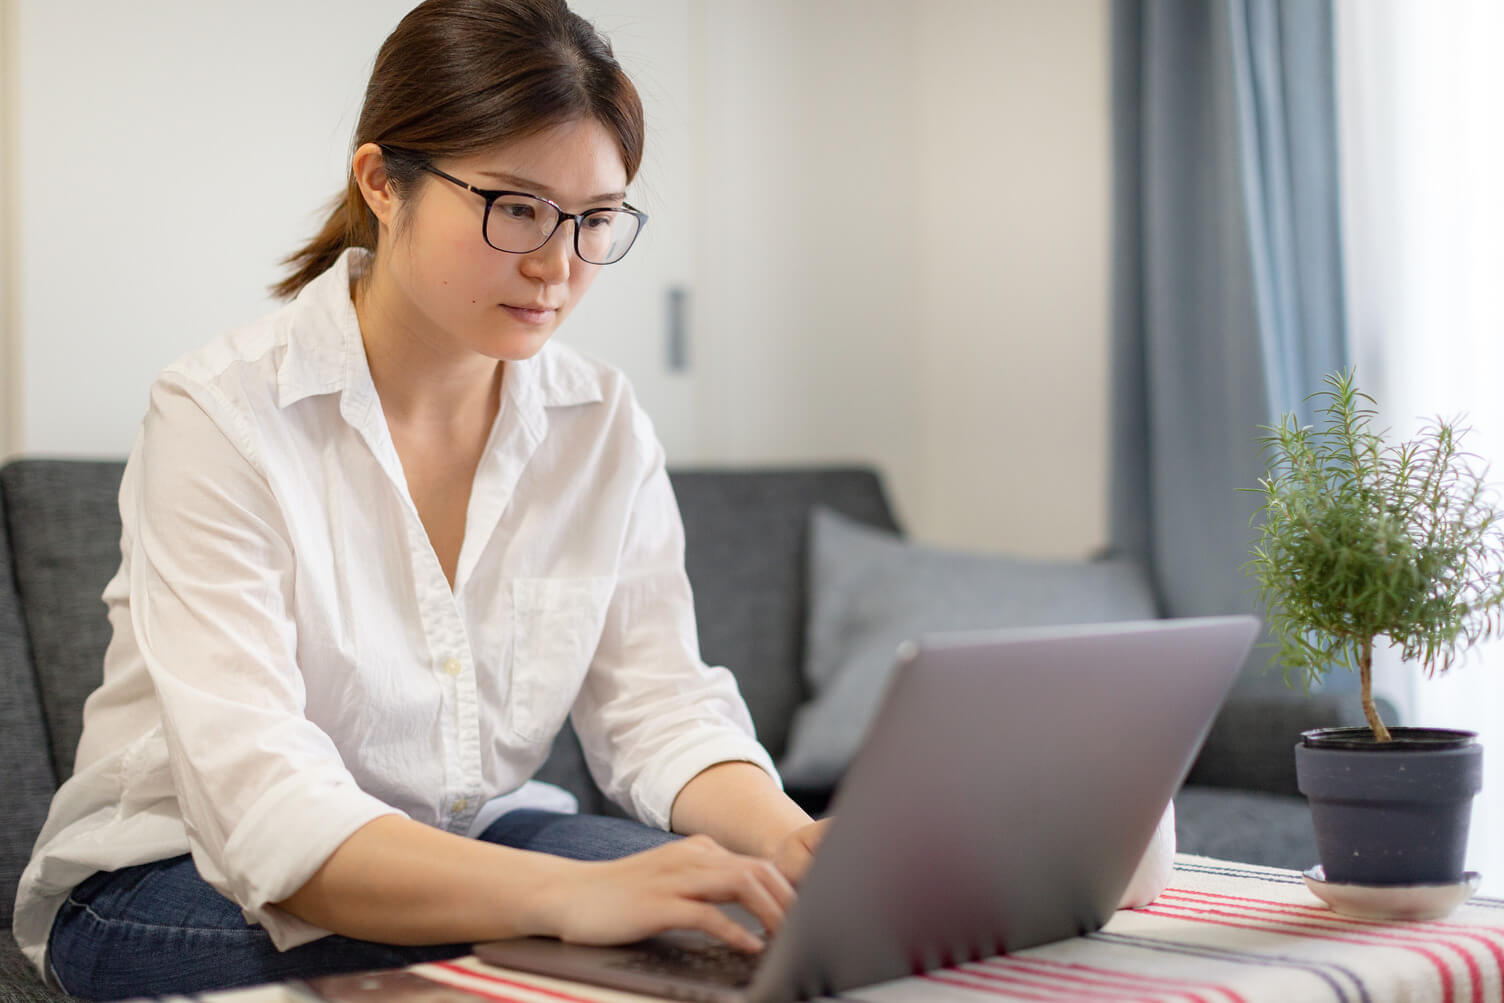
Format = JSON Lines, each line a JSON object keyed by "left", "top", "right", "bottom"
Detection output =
{"left": 271, "top": 177, "right": 378, "bottom": 300}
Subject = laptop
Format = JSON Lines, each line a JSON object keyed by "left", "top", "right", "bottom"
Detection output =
{"left": 474, "top": 614, "right": 1259, "bottom": 1002}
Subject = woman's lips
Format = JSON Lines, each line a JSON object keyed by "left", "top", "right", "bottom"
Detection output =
{"left": 501, "top": 304, "right": 557, "bottom": 325}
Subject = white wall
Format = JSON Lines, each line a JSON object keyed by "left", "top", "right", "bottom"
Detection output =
{"left": 693, "top": 0, "right": 1111, "bottom": 556}
{"left": 694, "top": 0, "right": 925, "bottom": 529}
{"left": 6, "top": 0, "right": 1112, "bottom": 559}
{"left": 917, "top": 0, "right": 1112, "bottom": 555}
{"left": 1, "top": 0, "right": 16, "bottom": 458}
{"left": 13, "top": 0, "right": 414, "bottom": 458}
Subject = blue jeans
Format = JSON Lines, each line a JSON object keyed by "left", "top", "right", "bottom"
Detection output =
{"left": 49, "top": 810, "right": 680, "bottom": 1000}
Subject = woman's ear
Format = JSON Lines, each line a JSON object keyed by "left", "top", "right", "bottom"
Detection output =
{"left": 351, "top": 142, "right": 399, "bottom": 227}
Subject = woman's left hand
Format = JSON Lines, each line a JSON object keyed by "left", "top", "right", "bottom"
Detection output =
{"left": 770, "top": 818, "right": 832, "bottom": 884}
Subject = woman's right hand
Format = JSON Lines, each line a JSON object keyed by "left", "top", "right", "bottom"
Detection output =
{"left": 536, "top": 834, "right": 795, "bottom": 952}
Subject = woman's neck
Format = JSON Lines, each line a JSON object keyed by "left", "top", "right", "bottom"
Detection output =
{"left": 351, "top": 263, "right": 502, "bottom": 434}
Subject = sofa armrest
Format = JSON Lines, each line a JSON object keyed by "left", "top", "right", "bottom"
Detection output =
{"left": 1185, "top": 690, "right": 1401, "bottom": 798}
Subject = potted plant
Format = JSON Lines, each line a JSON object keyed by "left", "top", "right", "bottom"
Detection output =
{"left": 1246, "top": 369, "right": 1504, "bottom": 892}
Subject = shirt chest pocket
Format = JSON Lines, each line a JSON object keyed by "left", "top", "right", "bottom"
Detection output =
{"left": 508, "top": 577, "right": 616, "bottom": 743}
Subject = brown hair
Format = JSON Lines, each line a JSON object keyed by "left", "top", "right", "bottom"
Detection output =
{"left": 273, "top": 0, "right": 644, "bottom": 300}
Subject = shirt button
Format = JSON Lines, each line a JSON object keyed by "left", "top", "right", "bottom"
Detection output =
{"left": 443, "top": 657, "right": 462, "bottom": 676}
{"left": 452, "top": 798, "right": 468, "bottom": 812}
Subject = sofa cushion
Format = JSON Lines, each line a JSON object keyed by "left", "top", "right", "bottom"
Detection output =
{"left": 0, "top": 480, "right": 62, "bottom": 932}
{"left": 1173, "top": 785, "right": 1317, "bottom": 870}
{"left": 1, "top": 461, "right": 126, "bottom": 783}
{"left": 0, "top": 934, "right": 70, "bottom": 1003}
{"left": 1185, "top": 687, "right": 1400, "bottom": 798}
{"left": 669, "top": 469, "right": 901, "bottom": 762}
{"left": 779, "top": 506, "right": 1159, "bottom": 790}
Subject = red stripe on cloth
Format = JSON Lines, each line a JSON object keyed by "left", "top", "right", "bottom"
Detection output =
{"left": 1163, "top": 888, "right": 1504, "bottom": 968}
{"left": 406, "top": 972, "right": 542, "bottom": 1003}
{"left": 1142, "top": 903, "right": 1466, "bottom": 1003}
{"left": 433, "top": 961, "right": 601, "bottom": 1003}
{"left": 982, "top": 956, "right": 1236, "bottom": 1003}
{"left": 925, "top": 969, "right": 1143, "bottom": 1001}
{"left": 1162, "top": 889, "right": 1504, "bottom": 999}
{"left": 996, "top": 956, "right": 1247, "bottom": 1003}
{"left": 947, "top": 963, "right": 1167, "bottom": 1002}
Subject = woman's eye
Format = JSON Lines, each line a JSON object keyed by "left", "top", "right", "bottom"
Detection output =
{"left": 582, "top": 214, "right": 613, "bottom": 230}
{"left": 499, "top": 203, "right": 535, "bottom": 220}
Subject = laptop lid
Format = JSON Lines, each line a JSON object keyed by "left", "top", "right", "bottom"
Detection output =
{"left": 476, "top": 614, "right": 1259, "bottom": 1002}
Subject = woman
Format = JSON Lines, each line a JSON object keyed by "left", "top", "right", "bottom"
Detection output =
{"left": 15, "top": 0, "right": 1174, "bottom": 996}
{"left": 16, "top": 2, "right": 819, "bottom": 997}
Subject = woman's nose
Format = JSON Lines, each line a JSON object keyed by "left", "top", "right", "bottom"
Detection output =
{"left": 520, "top": 221, "right": 574, "bottom": 284}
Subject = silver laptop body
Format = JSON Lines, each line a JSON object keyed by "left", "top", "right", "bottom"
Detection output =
{"left": 475, "top": 615, "right": 1259, "bottom": 1002}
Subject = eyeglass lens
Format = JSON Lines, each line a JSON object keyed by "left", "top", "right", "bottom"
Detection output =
{"left": 487, "top": 195, "right": 641, "bottom": 264}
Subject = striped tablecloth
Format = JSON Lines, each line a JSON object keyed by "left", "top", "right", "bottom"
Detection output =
{"left": 395, "top": 855, "right": 1504, "bottom": 1003}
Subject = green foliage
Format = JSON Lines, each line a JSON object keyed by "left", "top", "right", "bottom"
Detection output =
{"left": 1246, "top": 370, "right": 1504, "bottom": 691}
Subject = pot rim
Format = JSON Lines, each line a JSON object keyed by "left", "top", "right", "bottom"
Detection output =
{"left": 1301, "top": 726, "right": 1479, "bottom": 751}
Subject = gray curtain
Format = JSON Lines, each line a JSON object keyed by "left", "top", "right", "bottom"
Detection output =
{"left": 1110, "top": 0, "right": 1349, "bottom": 688}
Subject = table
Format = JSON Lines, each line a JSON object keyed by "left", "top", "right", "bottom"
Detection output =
{"left": 204, "top": 855, "right": 1504, "bottom": 1003}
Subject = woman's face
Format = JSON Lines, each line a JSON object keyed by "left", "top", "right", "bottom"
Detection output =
{"left": 377, "top": 117, "right": 630, "bottom": 363}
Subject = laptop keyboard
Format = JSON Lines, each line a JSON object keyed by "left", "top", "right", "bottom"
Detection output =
{"left": 607, "top": 939, "right": 762, "bottom": 987}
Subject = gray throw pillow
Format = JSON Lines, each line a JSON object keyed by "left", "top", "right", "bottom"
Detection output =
{"left": 777, "top": 506, "right": 1160, "bottom": 790}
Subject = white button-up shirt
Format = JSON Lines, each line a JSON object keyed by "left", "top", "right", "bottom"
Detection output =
{"left": 14, "top": 249, "right": 776, "bottom": 974}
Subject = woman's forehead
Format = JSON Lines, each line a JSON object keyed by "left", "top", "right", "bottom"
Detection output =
{"left": 455, "top": 119, "right": 629, "bottom": 201}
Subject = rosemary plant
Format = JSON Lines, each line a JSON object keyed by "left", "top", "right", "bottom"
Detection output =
{"left": 1247, "top": 370, "right": 1504, "bottom": 742}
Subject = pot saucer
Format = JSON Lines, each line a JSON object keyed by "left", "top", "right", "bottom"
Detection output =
{"left": 1303, "top": 865, "right": 1481, "bottom": 920}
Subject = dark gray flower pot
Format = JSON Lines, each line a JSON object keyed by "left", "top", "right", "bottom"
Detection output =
{"left": 1294, "top": 727, "right": 1483, "bottom": 885}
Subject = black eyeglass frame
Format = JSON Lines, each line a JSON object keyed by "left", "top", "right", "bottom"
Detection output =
{"left": 406, "top": 159, "right": 648, "bottom": 265}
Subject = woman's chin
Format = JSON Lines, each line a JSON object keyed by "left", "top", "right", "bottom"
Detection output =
{"left": 470, "top": 323, "right": 558, "bottom": 362}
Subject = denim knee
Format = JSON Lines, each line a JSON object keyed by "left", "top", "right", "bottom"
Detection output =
{"left": 48, "top": 857, "right": 464, "bottom": 999}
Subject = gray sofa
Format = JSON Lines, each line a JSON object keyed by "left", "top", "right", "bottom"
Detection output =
{"left": 1, "top": 458, "right": 1367, "bottom": 1002}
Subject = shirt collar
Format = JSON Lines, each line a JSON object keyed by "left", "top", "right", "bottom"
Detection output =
{"left": 275, "top": 246, "right": 605, "bottom": 414}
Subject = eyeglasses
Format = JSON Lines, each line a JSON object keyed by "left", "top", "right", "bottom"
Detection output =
{"left": 415, "top": 162, "right": 647, "bottom": 265}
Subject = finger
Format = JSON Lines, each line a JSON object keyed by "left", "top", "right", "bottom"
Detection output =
{"left": 730, "top": 861, "right": 790, "bottom": 936}
{"left": 672, "top": 857, "right": 788, "bottom": 938}
{"left": 807, "top": 818, "right": 833, "bottom": 849}
{"left": 773, "top": 828, "right": 821, "bottom": 886}
{"left": 775, "top": 843, "right": 814, "bottom": 886}
{"left": 753, "top": 857, "right": 797, "bottom": 912}
{"left": 652, "top": 840, "right": 793, "bottom": 934}
{"left": 671, "top": 901, "right": 765, "bottom": 953}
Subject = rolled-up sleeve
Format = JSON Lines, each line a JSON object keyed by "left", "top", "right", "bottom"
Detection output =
{"left": 128, "top": 377, "right": 402, "bottom": 946}
{"left": 1119, "top": 801, "right": 1176, "bottom": 908}
{"left": 570, "top": 419, "right": 778, "bottom": 829}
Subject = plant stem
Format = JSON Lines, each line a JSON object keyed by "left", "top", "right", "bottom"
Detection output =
{"left": 1359, "top": 637, "right": 1392, "bottom": 742}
